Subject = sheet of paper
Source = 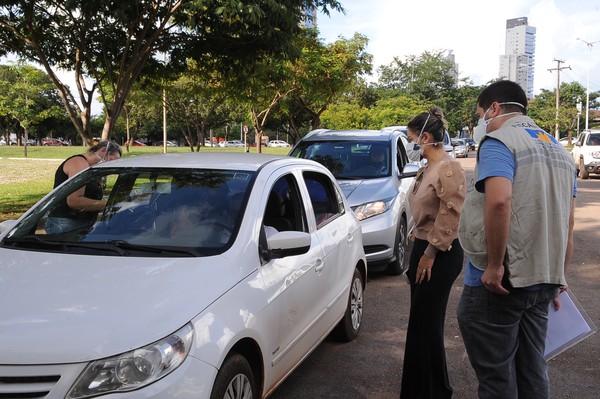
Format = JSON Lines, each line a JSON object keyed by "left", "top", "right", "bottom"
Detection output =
{"left": 545, "top": 291, "right": 596, "bottom": 360}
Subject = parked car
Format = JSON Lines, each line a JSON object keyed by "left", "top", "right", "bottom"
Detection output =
{"left": 219, "top": 140, "right": 245, "bottom": 147}
{"left": 155, "top": 140, "right": 177, "bottom": 147}
{"left": 0, "top": 139, "right": 6, "bottom": 146}
{"left": 463, "top": 137, "right": 476, "bottom": 150}
{"left": 268, "top": 140, "right": 291, "bottom": 147}
{"left": 131, "top": 139, "right": 146, "bottom": 146}
{"left": 42, "top": 137, "right": 68, "bottom": 146}
{"left": 0, "top": 153, "right": 366, "bottom": 399}
{"left": 289, "top": 129, "right": 419, "bottom": 275}
{"left": 451, "top": 138, "right": 469, "bottom": 158}
{"left": 572, "top": 129, "right": 600, "bottom": 179}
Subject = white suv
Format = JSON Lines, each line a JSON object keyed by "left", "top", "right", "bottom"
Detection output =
{"left": 572, "top": 130, "right": 600, "bottom": 179}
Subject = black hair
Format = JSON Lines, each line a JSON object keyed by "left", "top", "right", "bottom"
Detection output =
{"left": 477, "top": 80, "right": 528, "bottom": 115}
{"left": 407, "top": 106, "right": 447, "bottom": 143}
{"left": 89, "top": 140, "right": 122, "bottom": 157}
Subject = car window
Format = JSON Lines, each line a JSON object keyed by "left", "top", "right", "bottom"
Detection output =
{"left": 1, "top": 168, "right": 256, "bottom": 256}
{"left": 263, "top": 174, "right": 307, "bottom": 235}
{"left": 291, "top": 140, "right": 391, "bottom": 179}
{"left": 303, "top": 171, "right": 344, "bottom": 228}
{"left": 586, "top": 133, "right": 600, "bottom": 146}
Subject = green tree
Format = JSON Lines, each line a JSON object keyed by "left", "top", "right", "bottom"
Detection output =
{"left": 287, "top": 31, "right": 372, "bottom": 131}
{"left": 320, "top": 102, "right": 371, "bottom": 129}
{"left": 0, "top": 0, "right": 343, "bottom": 144}
{"left": 367, "top": 95, "right": 430, "bottom": 129}
{"left": 529, "top": 81, "right": 587, "bottom": 139}
{"left": 0, "top": 63, "right": 64, "bottom": 154}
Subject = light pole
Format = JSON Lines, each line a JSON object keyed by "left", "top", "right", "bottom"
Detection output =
{"left": 576, "top": 97, "right": 582, "bottom": 138}
{"left": 577, "top": 37, "right": 599, "bottom": 131}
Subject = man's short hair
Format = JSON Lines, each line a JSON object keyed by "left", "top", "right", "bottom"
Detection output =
{"left": 477, "top": 80, "right": 528, "bottom": 115}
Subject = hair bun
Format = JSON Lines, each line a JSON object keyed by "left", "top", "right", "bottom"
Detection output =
{"left": 429, "top": 106, "right": 448, "bottom": 129}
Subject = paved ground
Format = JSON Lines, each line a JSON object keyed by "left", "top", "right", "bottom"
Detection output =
{"left": 271, "top": 154, "right": 600, "bottom": 399}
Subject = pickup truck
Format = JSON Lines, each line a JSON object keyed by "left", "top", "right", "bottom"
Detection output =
{"left": 572, "top": 129, "right": 600, "bottom": 179}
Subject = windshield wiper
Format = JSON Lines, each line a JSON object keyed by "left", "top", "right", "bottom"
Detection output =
{"left": 106, "top": 240, "right": 204, "bottom": 257}
{"left": 2, "top": 235, "right": 127, "bottom": 255}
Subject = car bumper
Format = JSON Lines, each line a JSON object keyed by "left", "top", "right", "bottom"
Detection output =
{"left": 583, "top": 161, "right": 600, "bottom": 174}
{"left": 0, "top": 356, "right": 217, "bottom": 399}
{"left": 360, "top": 212, "right": 398, "bottom": 266}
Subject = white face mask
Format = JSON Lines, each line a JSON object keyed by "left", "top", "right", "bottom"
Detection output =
{"left": 472, "top": 101, "right": 525, "bottom": 144}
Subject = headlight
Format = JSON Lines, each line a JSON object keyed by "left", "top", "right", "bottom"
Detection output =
{"left": 353, "top": 198, "right": 393, "bottom": 221}
{"left": 591, "top": 151, "right": 600, "bottom": 159}
{"left": 67, "top": 323, "right": 194, "bottom": 399}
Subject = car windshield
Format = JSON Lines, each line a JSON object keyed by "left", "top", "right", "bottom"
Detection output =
{"left": 291, "top": 140, "right": 391, "bottom": 179}
{"left": 1, "top": 167, "right": 256, "bottom": 257}
{"left": 586, "top": 133, "right": 600, "bottom": 146}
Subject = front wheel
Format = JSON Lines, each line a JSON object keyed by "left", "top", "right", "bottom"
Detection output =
{"left": 333, "top": 267, "right": 364, "bottom": 342}
{"left": 210, "top": 353, "right": 257, "bottom": 399}
{"left": 579, "top": 159, "right": 589, "bottom": 179}
{"left": 386, "top": 216, "right": 407, "bottom": 275}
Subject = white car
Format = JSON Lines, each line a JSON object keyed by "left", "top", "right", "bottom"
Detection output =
{"left": 219, "top": 140, "right": 245, "bottom": 147}
{"left": 268, "top": 140, "right": 291, "bottom": 147}
{"left": 0, "top": 153, "right": 366, "bottom": 399}
{"left": 290, "top": 129, "right": 419, "bottom": 275}
{"left": 451, "top": 138, "right": 469, "bottom": 158}
{"left": 572, "top": 129, "right": 600, "bottom": 179}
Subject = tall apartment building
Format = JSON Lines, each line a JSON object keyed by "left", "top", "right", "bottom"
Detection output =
{"left": 499, "top": 17, "right": 536, "bottom": 99}
{"left": 300, "top": 6, "right": 317, "bottom": 29}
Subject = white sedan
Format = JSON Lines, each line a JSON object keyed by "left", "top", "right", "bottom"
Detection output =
{"left": 219, "top": 140, "right": 245, "bottom": 147}
{"left": 0, "top": 153, "right": 366, "bottom": 399}
{"left": 268, "top": 140, "right": 291, "bottom": 147}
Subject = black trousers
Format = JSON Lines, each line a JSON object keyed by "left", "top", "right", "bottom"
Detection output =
{"left": 400, "top": 238, "right": 463, "bottom": 399}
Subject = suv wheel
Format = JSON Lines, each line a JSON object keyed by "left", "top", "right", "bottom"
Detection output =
{"left": 386, "top": 216, "right": 407, "bottom": 275}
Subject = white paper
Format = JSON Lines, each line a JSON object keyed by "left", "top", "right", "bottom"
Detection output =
{"left": 544, "top": 291, "right": 596, "bottom": 360}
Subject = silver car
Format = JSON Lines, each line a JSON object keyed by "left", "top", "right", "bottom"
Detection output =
{"left": 290, "top": 129, "right": 419, "bottom": 274}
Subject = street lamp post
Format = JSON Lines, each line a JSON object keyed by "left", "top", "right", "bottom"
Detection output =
{"left": 577, "top": 37, "right": 599, "bottom": 131}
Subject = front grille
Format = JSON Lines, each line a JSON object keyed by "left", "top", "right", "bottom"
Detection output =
{"left": 0, "top": 374, "right": 60, "bottom": 398}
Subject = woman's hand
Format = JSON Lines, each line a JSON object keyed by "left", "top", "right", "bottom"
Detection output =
{"left": 416, "top": 254, "right": 434, "bottom": 284}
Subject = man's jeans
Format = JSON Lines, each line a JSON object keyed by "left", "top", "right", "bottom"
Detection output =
{"left": 457, "top": 285, "right": 558, "bottom": 399}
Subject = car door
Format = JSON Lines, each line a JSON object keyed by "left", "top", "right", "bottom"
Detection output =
{"left": 258, "top": 171, "right": 328, "bottom": 382}
{"left": 299, "top": 170, "right": 356, "bottom": 328}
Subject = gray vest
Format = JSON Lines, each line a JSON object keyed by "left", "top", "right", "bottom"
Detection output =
{"left": 458, "top": 115, "right": 574, "bottom": 287}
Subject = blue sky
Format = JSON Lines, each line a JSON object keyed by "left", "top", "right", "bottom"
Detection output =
{"left": 317, "top": 0, "right": 600, "bottom": 97}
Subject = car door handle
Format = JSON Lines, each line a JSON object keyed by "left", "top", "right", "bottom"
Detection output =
{"left": 347, "top": 233, "right": 354, "bottom": 244}
{"left": 315, "top": 258, "right": 324, "bottom": 273}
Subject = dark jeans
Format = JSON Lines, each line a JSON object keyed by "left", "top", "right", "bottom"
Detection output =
{"left": 457, "top": 284, "right": 558, "bottom": 399}
{"left": 400, "top": 238, "right": 463, "bottom": 399}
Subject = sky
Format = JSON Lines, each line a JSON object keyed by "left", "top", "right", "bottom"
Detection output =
{"left": 316, "top": 0, "right": 600, "bottom": 97}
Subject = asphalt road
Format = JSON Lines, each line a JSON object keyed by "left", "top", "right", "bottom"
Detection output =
{"left": 270, "top": 154, "right": 600, "bottom": 399}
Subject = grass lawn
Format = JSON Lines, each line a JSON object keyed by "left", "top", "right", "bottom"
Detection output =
{"left": 0, "top": 145, "right": 291, "bottom": 222}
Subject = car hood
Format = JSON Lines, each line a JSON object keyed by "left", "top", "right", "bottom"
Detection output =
{"left": 337, "top": 178, "right": 397, "bottom": 207}
{"left": 0, "top": 248, "right": 246, "bottom": 364}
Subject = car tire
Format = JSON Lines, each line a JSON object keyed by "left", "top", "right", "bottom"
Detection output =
{"left": 333, "top": 267, "right": 364, "bottom": 342}
{"left": 579, "top": 159, "right": 589, "bottom": 179}
{"left": 210, "top": 353, "right": 257, "bottom": 399}
{"left": 386, "top": 216, "right": 407, "bottom": 275}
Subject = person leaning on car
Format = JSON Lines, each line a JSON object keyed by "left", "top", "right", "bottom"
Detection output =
{"left": 45, "top": 140, "right": 122, "bottom": 234}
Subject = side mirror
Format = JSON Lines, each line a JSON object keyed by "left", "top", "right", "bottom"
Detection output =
{"left": 267, "top": 231, "right": 311, "bottom": 259}
{"left": 399, "top": 162, "right": 420, "bottom": 179}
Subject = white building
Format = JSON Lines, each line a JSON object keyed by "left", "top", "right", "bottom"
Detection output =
{"left": 499, "top": 17, "right": 536, "bottom": 99}
{"left": 301, "top": 6, "right": 317, "bottom": 29}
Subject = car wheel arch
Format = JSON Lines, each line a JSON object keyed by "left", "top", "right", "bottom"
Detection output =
{"left": 221, "top": 338, "right": 265, "bottom": 397}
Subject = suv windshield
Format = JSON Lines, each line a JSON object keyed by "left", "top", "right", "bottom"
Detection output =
{"left": 585, "top": 133, "right": 600, "bottom": 146}
{"left": 291, "top": 140, "right": 391, "bottom": 179}
{"left": 1, "top": 168, "right": 256, "bottom": 256}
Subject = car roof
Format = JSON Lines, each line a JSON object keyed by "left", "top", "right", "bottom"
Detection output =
{"left": 301, "top": 129, "right": 397, "bottom": 142}
{"left": 93, "top": 152, "right": 317, "bottom": 172}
